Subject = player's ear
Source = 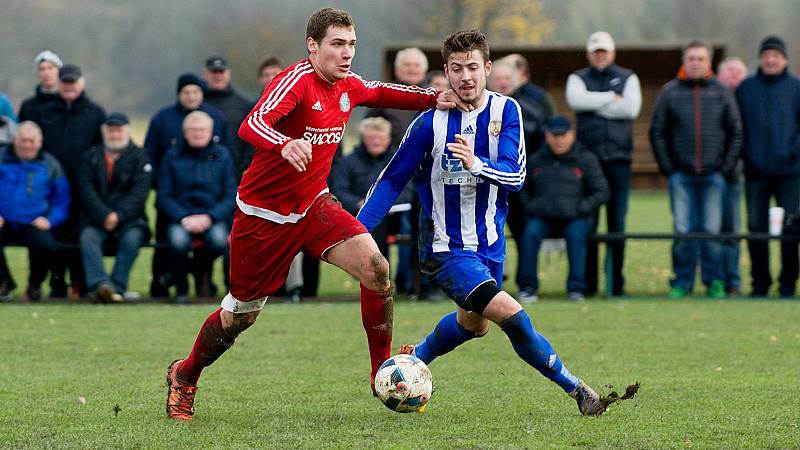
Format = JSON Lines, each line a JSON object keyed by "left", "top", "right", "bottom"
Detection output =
{"left": 485, "top": 60, "right": 493, "bottom": 77}
{"left": 307, "top": 37, "right": 317, "bottom": 54}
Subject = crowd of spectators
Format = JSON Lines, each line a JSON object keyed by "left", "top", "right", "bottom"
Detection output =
{"left": 0, "top": 31, "right": 799, "bottom": 303}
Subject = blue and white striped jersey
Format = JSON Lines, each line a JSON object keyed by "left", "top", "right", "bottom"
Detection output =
{"left": 357, "top": 90, "right": 525, "bottom": 262}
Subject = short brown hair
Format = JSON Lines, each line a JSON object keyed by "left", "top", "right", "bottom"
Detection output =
{"left": 306, "top": 8, "right": 354, "bottom": 43}
{"left": 441, "top": 29, "right": 490, "bottom": 63}
{"left": 683, "top": 39, "right": 713, "bottom": 60}
{"left": 258, "top": 56, "right": 283, "bottom": 74}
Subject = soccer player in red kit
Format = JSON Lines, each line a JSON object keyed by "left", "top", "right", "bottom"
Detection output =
{"left": 165, "top": 7, "right": 468, "bottom": 421}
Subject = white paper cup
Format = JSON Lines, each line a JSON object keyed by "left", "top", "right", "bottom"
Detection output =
{"left": 769, "top": 207, "right": 785, "bottom": 235}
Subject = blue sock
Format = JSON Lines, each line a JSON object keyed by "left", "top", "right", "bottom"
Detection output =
{"left": 414, "top": 311, "right": 477, "bottom": 364}
{"left": 501, "top": 309, "right": 580, "bottom": 393}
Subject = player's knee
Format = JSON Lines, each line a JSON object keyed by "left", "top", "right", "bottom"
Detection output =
{"left": 222, "top": 309, "right": 260, "bottom": 335}
{"left": 363, "top": 252, "right": 391, "bottom": 291}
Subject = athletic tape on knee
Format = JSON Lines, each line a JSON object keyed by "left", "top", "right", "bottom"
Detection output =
{"left": 465, "top": 280, "right": 502, "bottom": 315}
{"left": 220, "top": 292, "right": 267, "bottom": 313}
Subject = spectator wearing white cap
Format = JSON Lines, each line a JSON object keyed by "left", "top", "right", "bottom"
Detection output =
{"left": 18, "top": 50, "right": 63, "bottom": 122}
{"left": 566, "top": 31, "right": 642, "bottom": 298}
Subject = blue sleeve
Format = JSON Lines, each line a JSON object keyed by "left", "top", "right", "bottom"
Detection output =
{"left": 209, "top": 150, "right": 237, "bottom": 223}
{"left": 156, "top": 155, "right": 189, "bottom": 223}
{"left": 357, "top": 112, "right": 433, "bottom": 232}
{"left": 144, "top": 115, "right": 162, "bottom": 177}
{"left": 47, "top": 175, "right": 71, "bottom": 227}
{"left": 472, "top": 99, "right": 525, "bottom": 192}
{"left": 0, "top": 93, "right": 17, "bottom": 122}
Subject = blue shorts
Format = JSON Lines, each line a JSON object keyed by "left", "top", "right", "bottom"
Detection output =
{"left": 420, "top": 249, "right": 503, "bottom": 311}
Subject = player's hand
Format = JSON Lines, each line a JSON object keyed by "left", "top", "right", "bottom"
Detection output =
{"left": 446, "top": 134, "right": 474, "bottom": 170}
{"left": 437, "top": 89, "right": 473, "bottom": 113}
{"left": 281, "top": 139, "right": 313, "bottom": 172}
{"left": 103, "top": 212, "right": 119, "bottom": 231}
{"left": 31, "top": 216, "right": 51, "bottom": 231}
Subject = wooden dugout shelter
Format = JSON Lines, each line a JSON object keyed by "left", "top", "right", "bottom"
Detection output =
{"left": 383, "top": 45, "right": 726, "bottom": 189}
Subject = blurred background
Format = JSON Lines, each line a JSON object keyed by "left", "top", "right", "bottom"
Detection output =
{"left": 2, "top": 0, "right": 798, "bottom": 120}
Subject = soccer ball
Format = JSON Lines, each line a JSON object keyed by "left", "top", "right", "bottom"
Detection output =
{"left": 374, "top": 354, "right": 433, "bottom": 413}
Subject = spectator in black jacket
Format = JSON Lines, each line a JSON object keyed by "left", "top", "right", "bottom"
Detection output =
{"left": 649, "top": 40, "right": 742, "bottom": 299}
{"left": 18, "top": 51, "right": 62, "bottom": 122}
{"left": 516, "top": 116, "right": 609, "bottom": 302}
{"left": 736, "top": 36, "right": 800, "bottom": 297}
{"left": 566, "top": 32, "right": 642, "bottom": 298}
{"left": 78, "top": 113, "right": 151, "bottom": 303}
{"left": 330, "top": 117, "right": 414, "bottom": 258}
{"left": 203, "top": 56, "right": 254, "bottom": 176}
{"left": 157, "top": 111, "right": 237, "bottom": 303}
{"left": 27, "top": 64, "right": 105, "bottom": 298}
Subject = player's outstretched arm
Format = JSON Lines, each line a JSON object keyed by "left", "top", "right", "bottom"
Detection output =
{"left": 357, "top": 114, "right": 432, "bottom": 231}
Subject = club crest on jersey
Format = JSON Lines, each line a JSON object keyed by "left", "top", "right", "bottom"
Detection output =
{"left": 488, "top": 120, "right": 502, "bottom": 137}
{"left": 339, "top": 92, "right": 350, "bottom": 112}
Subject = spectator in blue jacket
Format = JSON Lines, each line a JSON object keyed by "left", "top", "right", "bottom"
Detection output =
{"left": 145, "top": 72, "right": 229, "bottom": 298}
{"left": 0, "top": 122, "right": 70, "bottom": 301}
{"left": 156, "top": 111, "right": 236, "bottom": 303}
{"left": 0, "top": 91, "right": 16, "bottom": 124}
{"left": 736, "top": 36, "right": 800, "bottom": 297}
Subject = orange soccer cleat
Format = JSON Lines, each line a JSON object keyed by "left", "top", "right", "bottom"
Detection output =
{"left": 166, "top": 359, "right": 197, "bottom": 421}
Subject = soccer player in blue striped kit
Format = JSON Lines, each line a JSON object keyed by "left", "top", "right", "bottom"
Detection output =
{"left": 358, "top": 29, "right": 636, "bottom": 415}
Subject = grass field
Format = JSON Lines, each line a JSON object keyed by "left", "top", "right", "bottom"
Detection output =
{"left": 1, "top": 300, "right": 799, "bottom": 449}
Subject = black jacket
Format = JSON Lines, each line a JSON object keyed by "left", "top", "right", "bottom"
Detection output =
{"left": 77, "top": 143, "right": 152, "bottom": 236}
{"left": 26, "top": 92, "right": 105, "bottom": 180}
{"left": 518, "top": 143, "right": 609, "bottom": 220}
{"left": 329, "top": 144, "right": 415, "bottom": 216}
{"left": 649, "top": 74, "right": 742, "bottom": 177}
{"left": 18, "top": 85, "right": 60, "bottom": 122}
{"left": 573, "top": 64, "right": 636, "bottom": 162}
{"left": 511, "top": 82, "right": 555, "bottom": 154}
{"left": 205, "top": 85, "right": 254, "bottom": 176}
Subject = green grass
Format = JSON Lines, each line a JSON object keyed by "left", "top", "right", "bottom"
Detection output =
{"left": 1, "top": 301, "right": 799, "bottom": 448}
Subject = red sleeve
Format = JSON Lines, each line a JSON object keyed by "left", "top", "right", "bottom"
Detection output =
{"left": 238, "top": 64, "right": 310, "bottom": 153}
{"left": 349, "top": 73, "right": 439, "bottom": 111}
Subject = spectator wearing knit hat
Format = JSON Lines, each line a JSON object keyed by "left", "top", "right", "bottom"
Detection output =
{"left": 19, "top": 50, "right": 63, "bottom": 122}
{"left": 143, "top": 73, "right": 230, "bottom": 299}
{"left": 736, "top": 35, "right": 800, "bottom": 298}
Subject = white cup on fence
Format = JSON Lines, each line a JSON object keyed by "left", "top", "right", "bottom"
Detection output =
{"left": 769, "top": 207, "right": 785, "bottom": 235}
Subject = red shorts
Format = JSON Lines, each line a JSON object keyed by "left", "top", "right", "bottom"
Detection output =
{"left": 228, "top": 193, "right": 367, "bottom": 301}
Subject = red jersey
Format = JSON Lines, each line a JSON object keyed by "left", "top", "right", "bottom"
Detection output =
{"left": 237, "top": 59, "right": 439, "bottom": 224}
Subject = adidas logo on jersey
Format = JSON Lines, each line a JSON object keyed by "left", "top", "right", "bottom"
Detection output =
{"left": 312, "top": 100, "right": 323, "bottom": 111}
{"left": 462, "top": 124, "right": 475, "bottom": 134}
